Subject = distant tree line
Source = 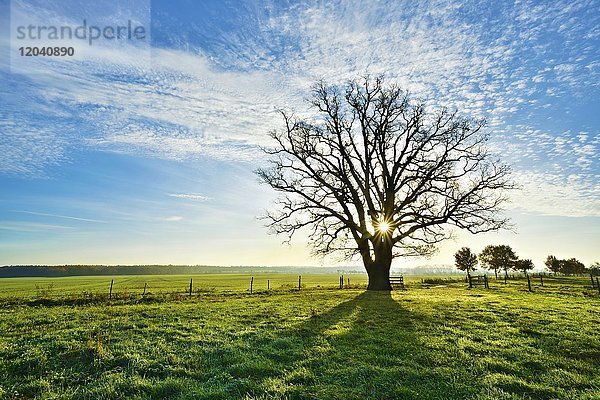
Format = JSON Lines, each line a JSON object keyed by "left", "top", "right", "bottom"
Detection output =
{"left": 544, "top": 256, "right": 588, "bottom": 275}
{"left": 0, "top": 265, "right": 355, "bottom": 278}
{"left": 454, "top": 245, "right": 595, "bottom": 277}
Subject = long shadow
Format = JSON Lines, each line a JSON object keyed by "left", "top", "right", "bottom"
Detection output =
{"left": 218, "top": 290, "right": 477, "bottom": 399}
{"left": 6, "top": 285, "right": 597, "bottom": 399}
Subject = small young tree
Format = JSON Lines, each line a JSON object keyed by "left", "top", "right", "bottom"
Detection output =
{"left": 454, "top": 247, "right": 478, "bottom": 275}
{"left": 561, "top": 258, "right": 586, "bottom": 275}
{"left": 514, "top": 259, "right": 534, "bottom": 275}
{"left": 479, "top": 245, "right": 518, "bottom": 279}
{"left": 544, "top": 255, "right": 561, "bottom": 275}
{"left": 590, "top": 262, "right": 600, "bottom": 276}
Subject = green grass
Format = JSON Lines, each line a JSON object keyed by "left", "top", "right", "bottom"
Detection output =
{"left": 0, "top": 273, "right": 369, "bottom": 299}
{"left": 0, "top": 274, "right": 599, "bottom": 399}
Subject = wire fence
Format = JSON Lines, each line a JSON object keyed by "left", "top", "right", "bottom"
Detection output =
{"left": 0, "top": 273, "right": 598, "bottom": 304}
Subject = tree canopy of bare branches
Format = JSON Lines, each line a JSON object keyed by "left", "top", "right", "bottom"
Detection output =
{"left": 257, "top": 77, "right": 515, "bottom": 290}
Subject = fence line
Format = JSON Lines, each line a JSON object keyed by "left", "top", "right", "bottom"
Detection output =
{"left": 3, "top": 274, "right": 599, "bottom": 302}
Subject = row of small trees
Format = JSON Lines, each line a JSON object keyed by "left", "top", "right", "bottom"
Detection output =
{"left": 544, "top": 256, "right": 591, "bottom": 275}
{"left": 454, "top": 245, "right": 595, "bottom": 277}
{"left": 454, "top": 245, "right": 530, "bottom": 278}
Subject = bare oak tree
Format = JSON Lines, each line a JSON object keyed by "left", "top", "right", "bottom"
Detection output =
{"left": 257, "top": 77, "right": 514, "bottom": 290}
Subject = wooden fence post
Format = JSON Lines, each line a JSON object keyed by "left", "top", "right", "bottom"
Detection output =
{"left": 143, "top": 282, "right": 147, "bottom": 296}
{"left": 109, "top": 279, "right": 114, "bottom": 299}
{"left": 189, "top": 278, "right": 193, "bottom": 297}
{"left": 250, "top": 276, "right": 254, "bottom": 294}
{"left": 527, "top": 274, "right": 532, "bottom": 292}
{"left": 267, "top": 279, "right": 270, "bottom": 291}
{"left": 339, "top": 276, "right": 342, "bottom": 289}
{"left": 347, "top": 277, "right": 350, "bottom": 287}
{"left": 298, "top": 275, "right": 301, "bottom": 291}
{"left": 341, "top": 275, "right": 344, "bottom": 289}
{"left": 484, "top": 275, "right": 489, "bottom": 289}
{"left": 591, "top": 274, "right": 595, "bottom": 287}
{"left": 540, "top": 274, "right": 543, "bottom": 287}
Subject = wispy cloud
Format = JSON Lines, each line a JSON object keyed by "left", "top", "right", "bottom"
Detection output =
{"left": 167, "top": 193, "right": 210, "bottom": 201}
{"left": 1, "top": 0, "right": 598, "bottom": 218}
{"left": 0, "top": 222, "right": 74, "bottom": 232}
{"left": 14, "top": 210, "right": 106, "bottom": 223}
{"left": 164, "top": 215, "right": 183, "bottom": 222}
{"left": 509, "top": 172, "right": 600, "bottom": 217}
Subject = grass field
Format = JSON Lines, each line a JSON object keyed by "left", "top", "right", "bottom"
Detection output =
{"left": 1, "top": 274, "right": 599, "bottom": 399}
{"left": 0, "top": 273, "right": 371, "bottom": 299}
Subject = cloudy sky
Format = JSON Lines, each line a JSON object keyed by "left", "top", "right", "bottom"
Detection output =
{"left": 0, "top": 0, "right": 598, "bottom": 268}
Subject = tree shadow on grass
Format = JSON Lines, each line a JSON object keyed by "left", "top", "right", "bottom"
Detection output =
{"left": 11, "top": 289, "right": 597, "bottom": 399}
{"left": 213, "top": 291, "right": 478, "bottom": 400}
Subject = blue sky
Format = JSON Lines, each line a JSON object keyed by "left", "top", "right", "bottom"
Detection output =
{"left": 0, "top": 0, "right": 598, "bottom": 268}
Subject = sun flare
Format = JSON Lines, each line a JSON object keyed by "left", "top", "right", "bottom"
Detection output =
{"left": 377, "top": 221, "right": 391, "bottom": 233}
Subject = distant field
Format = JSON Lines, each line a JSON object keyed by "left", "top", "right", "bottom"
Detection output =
{"left": 0, "top": 273, "right": 593, "bottom": 300}
{"left": 0, "top": 274, "right": 599, "bottom": 399}
{"left": 0, "top": 273, "right": 371, "bottom": 299}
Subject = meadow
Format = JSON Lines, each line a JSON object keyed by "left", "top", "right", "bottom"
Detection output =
{"left": 0, "top": 274, "right": 368, "bottom": 299}
{"left": 0, "top": 274, "right": 599, "bottom": 399}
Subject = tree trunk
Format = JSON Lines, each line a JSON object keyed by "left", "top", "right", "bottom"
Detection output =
{"left": 366, "top": 264, "right": 392, "bottom": 290}
{"left": 365, "top": 244, "right": 392, "bottom": 290}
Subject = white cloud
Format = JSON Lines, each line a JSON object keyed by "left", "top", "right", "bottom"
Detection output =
{"left": 164, "top": 215, "right": 183, "bottom": 222}
{"left": 509, "top": 171, "right": 600, "bottom": 217}
{"left": 167, "top": 193, "right": 210, "bottom": 201}
{"left": 0, "top": 222, "right": 74, "bottom": 232}
{"left": 2, "top": 0, "right": 599, "bottom": 217}
{"left": 13, "top": 210, "right": 106, "bottom": 223}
